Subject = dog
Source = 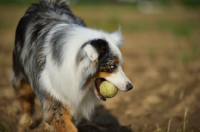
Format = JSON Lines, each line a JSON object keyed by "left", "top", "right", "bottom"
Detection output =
{"left": 11, "top": 0, "right": 133, "bottom": 131}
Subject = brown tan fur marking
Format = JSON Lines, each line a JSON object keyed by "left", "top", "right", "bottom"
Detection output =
{"left": 13, "top": 79, "right": 35, "bottom": 131}
{"left": 43, "top": 94, "right": 77, "bottom": 132}
{"left": 14, "top": 80, "right": 35, "bottom": 114}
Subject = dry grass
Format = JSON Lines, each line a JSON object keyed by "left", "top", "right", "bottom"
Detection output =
{"left": 155, "top": 109, "right": 188, "bottom": 132}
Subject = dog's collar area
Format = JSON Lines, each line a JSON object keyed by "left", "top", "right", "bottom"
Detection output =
{"left": 95, "top": 78, "right": 106, "bottom": 101}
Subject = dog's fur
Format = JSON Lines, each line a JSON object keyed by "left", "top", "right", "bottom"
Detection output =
{"left": 12, "top": 0, "right": 133, "bottom": 131}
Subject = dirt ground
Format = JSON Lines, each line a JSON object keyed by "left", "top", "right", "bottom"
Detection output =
{"left": 0, "top": 3, "right": 200, "bottom": 132}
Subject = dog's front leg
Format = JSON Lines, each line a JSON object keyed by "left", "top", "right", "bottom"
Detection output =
{"left": 42, "top": 95, "right": 77, "bottom": 132}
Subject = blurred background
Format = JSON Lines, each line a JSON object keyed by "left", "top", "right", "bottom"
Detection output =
{"left": 0, "top": 0, "right": 200, "bottom": 132}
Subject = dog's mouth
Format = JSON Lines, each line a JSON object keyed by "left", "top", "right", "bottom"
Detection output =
{"left": 95, "top": 78, "right": 106, "bottom": 101}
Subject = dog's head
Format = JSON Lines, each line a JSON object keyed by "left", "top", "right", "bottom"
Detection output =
{"left": 78, "top": 31, "right": 133, "bottom": 101}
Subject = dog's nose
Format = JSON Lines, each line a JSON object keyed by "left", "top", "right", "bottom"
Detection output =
{"left": 126, "top": 82, "right": 133, "bottom": 91}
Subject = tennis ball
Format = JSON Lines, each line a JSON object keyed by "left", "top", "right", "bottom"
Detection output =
{"left": 100, "top": 81, "right": 118, "bottom": 98}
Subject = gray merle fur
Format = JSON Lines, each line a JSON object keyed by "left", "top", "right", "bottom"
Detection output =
{"left": 13, "top": 0, "right": 85, "bottom": 101}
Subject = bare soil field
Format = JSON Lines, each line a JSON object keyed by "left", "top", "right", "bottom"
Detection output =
{"left": 0, "top": 3, "right": 200, "bottom": 132}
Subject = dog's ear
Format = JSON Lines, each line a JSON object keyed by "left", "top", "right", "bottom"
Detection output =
{"left": 83, "top": 39, "right": 109, "bottom": 63}
{"left": 110, "top": 31, "right": 124, "bottom": 47}
{"left": 90, "top": 39, "right": 109, "bottom": 63}
{"left": 83, "top": 44, "right": 99, "bottom": 62}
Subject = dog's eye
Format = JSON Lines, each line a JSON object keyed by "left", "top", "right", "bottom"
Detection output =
{"left": 110, "top": 64, "right": 117, "bottom": 69}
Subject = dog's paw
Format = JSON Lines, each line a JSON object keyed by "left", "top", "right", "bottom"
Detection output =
{"left": 19, "top": 113, "right": 33, "bottom": 126}
{"left": 18, "top": 113, "right": 33, "bottom": 132}
{"left": 44, "top": 122, "right": 55, "bottom": 132}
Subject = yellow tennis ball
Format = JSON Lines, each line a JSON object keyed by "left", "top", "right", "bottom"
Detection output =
{"left": 100, "top": 81, "right": 118, "bottom": 98}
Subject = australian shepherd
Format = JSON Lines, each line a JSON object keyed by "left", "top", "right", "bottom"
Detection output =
{"left": 11, "top": 0, "right": 133, "bottom": 131}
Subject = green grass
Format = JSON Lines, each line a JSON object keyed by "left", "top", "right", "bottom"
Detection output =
{"left": 86, "top": 13, "right": 199, "bottom": 34}
{"left": 0, "top": 0, "right": 199, "bottom": 6}
{"left": 0, "top": 18, "right": 10, "bottom": 30}
{"left": 157, "top": 20, "right": 199, "bottom": 37}
{"left": 180, "top": 0, "right": 200, "bottom": 6}
{"left": 0, "top": 122, "right": 9, "bottom": 132}
{"left": 178, "top": 41, "right": 199, "bottom": 63}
